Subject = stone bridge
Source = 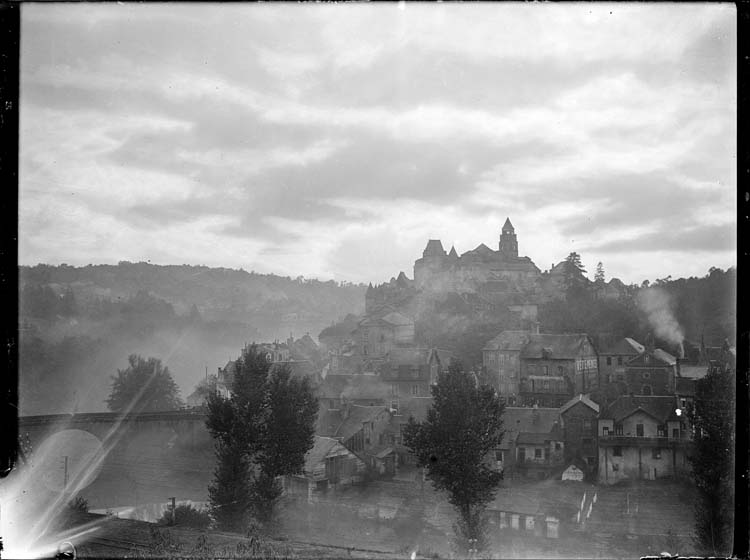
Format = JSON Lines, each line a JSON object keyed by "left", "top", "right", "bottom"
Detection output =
{"left": 17, "top": 411, "right": 215, "bottom": 510}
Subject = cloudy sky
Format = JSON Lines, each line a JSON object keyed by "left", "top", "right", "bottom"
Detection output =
{"left": 20, "top": 3, "right": 736, "bottom": 285}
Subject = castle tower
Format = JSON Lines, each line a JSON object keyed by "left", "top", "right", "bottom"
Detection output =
{"left": 499, "top": 217, "right": 518, "bottom": 258}
{"left": 414, "top": 239, "right": 447, "bottom": 289}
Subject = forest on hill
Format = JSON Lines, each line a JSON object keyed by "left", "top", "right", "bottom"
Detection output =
{"left": 414, "top": 266, "right": 736, "bottom": 369}
{"left": 18, "top": 262, "right": 366, "bottom": 415}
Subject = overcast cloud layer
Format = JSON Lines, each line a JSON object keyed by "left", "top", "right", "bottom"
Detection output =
{"left": 20, "top": 3, "right": 736, "bottom": 284}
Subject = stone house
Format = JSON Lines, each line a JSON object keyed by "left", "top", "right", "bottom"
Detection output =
{"left": 559, "top": 394, "right": 600, "bottom": 475}
{"left": 597, "top": 337, "right": 644, "bottom": 385}
{"left": 597, "top": 395, "right": 690, "bottom": 484}
{"left": 519, "top": 333, "right": 599, "bottom": 407}
{"left": 378, "top": 347, "right": 451, "bottom": 403}
{"left": 499, "top": 407, "right": 565, "bottom": 480}
{"left": 353, "top": 310, "right": 415, "bottom": 361}
{"left": 622, "top": 348, "right": 677, "bottom": 396}
{"left": 482, "top": 330, "right": 529, "bottom": 398}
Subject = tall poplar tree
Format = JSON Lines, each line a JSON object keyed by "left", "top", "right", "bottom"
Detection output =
{"left": 403, "top": 362, "right": 505, "bottom": 554}
{"left": 688, "top": 359, "right": 735, "bottom": 555}
{"left": 206, "top": 346, "right": 318, "bottom": 531}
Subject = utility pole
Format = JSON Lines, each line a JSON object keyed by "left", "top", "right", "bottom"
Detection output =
{"left": 63, "top": 456, "right": 69, "bottom": 493}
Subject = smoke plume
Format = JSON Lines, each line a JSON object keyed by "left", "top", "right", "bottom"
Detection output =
{"left": 636, "top": 287, "right": 684, "bottom": 354}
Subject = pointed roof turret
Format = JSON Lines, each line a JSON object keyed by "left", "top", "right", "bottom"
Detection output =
{"left": 423, "top": 239, "right": 447, "bottom": 258}
{"left": 502, "top": 217, "right": 515, "bottom": 234}
{"left": 448, "top": 245, "right": 458, "bottom": 259}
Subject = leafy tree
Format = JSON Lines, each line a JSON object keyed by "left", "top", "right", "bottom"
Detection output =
{"left": 105, "top": 355, "right": 182, "bottom": 412}
{"left": 594, "top": 262, "right": 605, "bottom": 283}
{"left": 403, "top": 362, "right": 505, "bottom": 554}
{"left": 206, "top": 346, "right": 318, "bottom": 531}
{"left": 688, "top": 361, "right": 734, "bottom": 555}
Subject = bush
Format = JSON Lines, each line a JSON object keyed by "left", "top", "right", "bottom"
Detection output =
{"left": 157, "top": 504, "right": 211, "bottom": 529}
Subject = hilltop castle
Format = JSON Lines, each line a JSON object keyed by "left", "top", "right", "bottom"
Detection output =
{"left": 413, "top": 218, "right": 541, "bottom": 293}
{"left": 364, "top": 219, "right": 543, "bottom": 315}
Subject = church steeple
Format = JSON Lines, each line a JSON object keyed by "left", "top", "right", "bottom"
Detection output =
{"left": 499, "top": 217, "right": 518, "bottom": 258}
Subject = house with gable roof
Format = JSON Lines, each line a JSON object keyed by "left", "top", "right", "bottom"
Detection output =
{"left": 482, "top": 330, "right": 530, "bottom": 398}
{"left": 559, "top": 394, "right": 600, "bottom": 474}
{"left": 597, "top": 337, "right": 645, "bottom": 385}
{"left": 499, "top": 406, "right": 565, "bottom": 479}
{"left": 622, "top": 348, "right": 677, "bottom": 396}
{"left": 597, "top": 394, "right": 691, "bottom": 484}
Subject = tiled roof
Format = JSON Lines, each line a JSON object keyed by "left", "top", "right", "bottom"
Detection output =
{"left": 503, "top": 407, "right": 561, "bottom": 435}
{"left": 598, "top": 337, "right": 644, "bottom": 356}
{"left": 626, "top": 348, "right": 676, "bottom": 367}
{"left": 316, "top": 408, "right": 343, "bottom": 437}
{"left": 559, "top": 394, "right": 600, "bottom": 415}
{"left": 483, "top": 330, "right": 530, "bottom": 352}
{"left": 517, "top": 432, "right": 561, "bottom": 445}
{"left": 521, "top": 334, "right": 591, "bottom": 360}
{"left": 305, "top": 436, "right": 340, "bottom": 472}
{"left": 600, "top": 395, "right": 679, "bottom": 424}
{"left": 679, "top": 365, "right": 708, "bottom": 380}
{"left": 391, "top": 397, "right": 434, "bottom": 423}
{"left": 335, "top": 406, "right": 389, "bottom": 441}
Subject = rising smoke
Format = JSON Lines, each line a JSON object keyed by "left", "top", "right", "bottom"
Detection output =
{"left": 636, "top": 287, "right": 685, "bottom": 356}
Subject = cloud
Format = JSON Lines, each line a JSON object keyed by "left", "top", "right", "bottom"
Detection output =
{"left": 18, "top": 3, "right": 736, "bottom": 285}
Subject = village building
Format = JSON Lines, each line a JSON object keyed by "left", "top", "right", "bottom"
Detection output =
{"left": 482, "top": 330, "right": 529, "bottom": 399}
{"left": 499, "top": 407, "right": 565, "bottom": 480}
{"left": 381, "top": 397, "right": 434, "bottom": 469}
{"left": 519, "top": 333, "right": 599, "bottom": 407}
{"left": 316, "top": 373, "right": 391, "bottom": 410}
{"left": 282, "top": 436, "right": 366, "bottom": 500}
{"left": 597, "top": 395, "right": 690, "bottom": 484}
{"left": 377, "top": 347, "right": 451, "bottom": 404}
{"left": 559, "top": 394, "right": 600, "bottom": 475}
{"left": 622, "top": 348, "right": 677, "bottom": 396}
{"left": 597, "top": 337, "right": 645, "bottom": 385}
{"left": 352, "top": 309, "right": 416, "bottom": 364}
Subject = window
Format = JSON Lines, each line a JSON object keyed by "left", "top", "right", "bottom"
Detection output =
{"left": 495, "top": 450, "right": 504, "bottom": 462}
{"left": 543, "top": 366, "right": 549, "bottom": 375}
{"left": 657, "top": 424, "right": 666, "bottom": 437}
{"left": 612, "top": 463, "right": 619, "bottom": 471}
{"left": 558, "top": 365, "right": 564, "bottom": 375}
{"left": 672, "top": 428, "right": 679, "bottom": 439}
{"left": 615, "top": 424, "right": 623, "bottom": 435}
{"left": 411, "top": 385, "right": 419, "bottom": 396}
{"left": 534, "top": 448, "right": 542, "bottom": 459}
{"left": 680, "top": 398, "right": 687, "bottom": 408}
{"left": 518, "top": 448, "right": 526, "bottom": 462}
{"left": 606, "top": 357, "right": 612, "bottom": 366}
{"left": 617, "top": 356, "right": 623, "bottom": 366}
{"left": 602, "top": 426, "right": 610, "bottom": 436}
{"left": 613, "top": 446, "right": 622, "bottom": 457}
{"left": 555, "top": 442, "right": 562, "bottom": 451}
{"left": 636, "top": 424, "right": 644, "bottom": 437}
{"left": 652, "top": 448, "right": 661, "bottom": 459}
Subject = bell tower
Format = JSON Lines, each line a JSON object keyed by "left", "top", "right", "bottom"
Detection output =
{"left": 499, "top": 217, "right": 518, "bottom": 258}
